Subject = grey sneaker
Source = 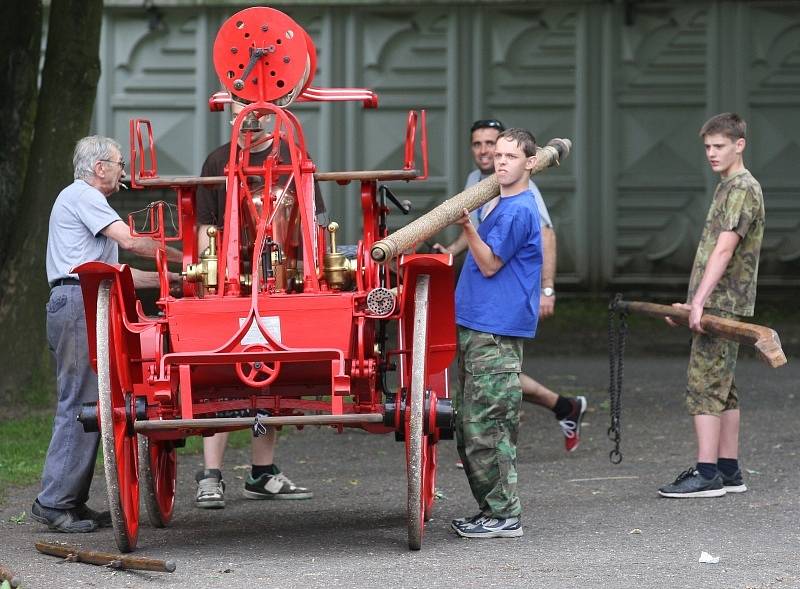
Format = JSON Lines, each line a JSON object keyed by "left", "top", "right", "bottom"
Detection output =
{"left": 75, "top": 504, "right": 112, "bottom": 527}
{"left": 195, "top": 469, "right": 225, "bottom": 508}
{"left": 721, "top": 469, "right": 748, "bottom": 493}
{"left": 453, "top": 515, "right": 523, "bottom": 539}
{"left": 658, "top": 468, "right": 726, "bottom": 498}
{"left": 244, "top": 471, "right": 313, "bottom": 500}
{"left": 451, "top": 512, "right": 485, "bottom": 531}
{"left": 30, "top": 500, "right": 97, "bottom": 533}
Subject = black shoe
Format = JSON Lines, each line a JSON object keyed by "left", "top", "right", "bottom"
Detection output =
{"left": 721, "top": 469, "right": 748, "bottom": 493}
{"left": 244, "top": 471, "right": 313, "bottom": 500}
{"left": 658, "top": 468, "right": 726, "bottom": 498}
{"left": 30, "top": 500, "right": 98, "bottom": 533}
{"left": 75, "top": 504, "right": 112, "bottom": 527}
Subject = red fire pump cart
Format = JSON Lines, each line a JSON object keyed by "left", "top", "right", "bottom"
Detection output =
{"left": 75, "top": 6, "right": 455, "bottom": 553}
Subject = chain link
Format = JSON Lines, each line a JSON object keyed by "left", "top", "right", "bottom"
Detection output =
{"left": 607, "top": 294, "right": 628, "bottom": 464}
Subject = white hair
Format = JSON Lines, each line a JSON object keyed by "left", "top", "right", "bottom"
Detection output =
{"left": 73, "top": 135, "right": 122, "bottom": 180}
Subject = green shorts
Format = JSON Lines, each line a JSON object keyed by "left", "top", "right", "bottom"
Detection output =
{"left": 685, "top": 309, "right": 741, "bottom": 416}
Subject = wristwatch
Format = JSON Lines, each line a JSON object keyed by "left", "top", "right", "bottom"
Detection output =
{"left": 542, "top": 287, "right": 555, "bottom": 297}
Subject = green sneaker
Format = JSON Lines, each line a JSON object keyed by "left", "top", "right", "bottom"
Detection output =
{"left": 244, "top": 471, "right": 313, "bottom": 500}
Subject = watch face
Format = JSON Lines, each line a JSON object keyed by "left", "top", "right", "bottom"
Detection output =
{"left": 543, "top": 287, "right": 554, "bottom": 297}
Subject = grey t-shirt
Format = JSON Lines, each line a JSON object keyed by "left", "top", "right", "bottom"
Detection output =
{"left": 46, "top": 179, "right": 122, "bottom": 283}
{"left": 464, "top": 169, "right": 553, "bottom": 228}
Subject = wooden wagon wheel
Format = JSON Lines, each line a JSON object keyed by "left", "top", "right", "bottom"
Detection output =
{"left": 97, "top": 279, "right": 140, "bottom": 552}
{"left": 138, "top": 435, "right": 177, "bottom": 528}
{"left": 406, "top": 274, "right": 437, "bottom": 550}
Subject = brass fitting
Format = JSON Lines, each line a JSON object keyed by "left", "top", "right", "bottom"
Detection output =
{"left": 185, "top": 226, "right": 219, "bottom": 291}
{"left": 323, "top": 222, "right": 354, "bottom": 291}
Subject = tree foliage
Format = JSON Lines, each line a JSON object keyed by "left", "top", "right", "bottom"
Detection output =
{"left": 0, "top": 2, "right": 42, "bottom": 265}
{"left": 0, "top": 0, "right": 103, "bottom": 401}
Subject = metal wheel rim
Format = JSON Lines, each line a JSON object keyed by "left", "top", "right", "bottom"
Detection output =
{"left": 407, "top": 274, "right": 430, "bottom": 550}
{"left": 138, "top": 435, "right": 176, "bottom": 528}
{"left": 97, "top": 280, "right": 140, "bottom": 552}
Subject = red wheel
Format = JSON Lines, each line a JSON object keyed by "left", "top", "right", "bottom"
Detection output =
{"left": 138, "top": 435, "right": 177, "bottom": 527}
{"left": 405, "top": 274, "right": 437, "bottom": 550}
{"left": 235, "top": 344, "right": 281, "bottom": 387}
{"left": 422, "top": 391, "right": 439, "bottom": 521}
{"left": 97, "top": 280, "right": 139, "bottom": 552}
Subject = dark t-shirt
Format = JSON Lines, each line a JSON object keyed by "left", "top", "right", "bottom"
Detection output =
{"left": 196, "top": 140, "right": 325, "bottom": 227}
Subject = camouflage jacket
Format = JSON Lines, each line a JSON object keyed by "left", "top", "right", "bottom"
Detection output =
{"left": 687, "top": 168, "right": 764, "bottom": 317}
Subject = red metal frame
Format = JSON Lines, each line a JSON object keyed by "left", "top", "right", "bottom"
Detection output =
{"left": 74, "top": 5, "right": 454, "bottom": 552}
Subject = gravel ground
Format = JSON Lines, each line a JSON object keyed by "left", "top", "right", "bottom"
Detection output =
{"left": 1, "top": 354, "right": 798, "bottom": 589}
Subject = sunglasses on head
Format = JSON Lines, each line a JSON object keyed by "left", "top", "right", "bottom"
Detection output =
{"left": 470, "top": 119, "right": 505, "bottom": 133}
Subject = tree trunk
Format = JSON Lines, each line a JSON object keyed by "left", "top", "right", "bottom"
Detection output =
{"left": 0, "top": 2, "right": 42, "bottom": 266}
{"left": 0, "top": 0, "right": 103, "bottom": 401}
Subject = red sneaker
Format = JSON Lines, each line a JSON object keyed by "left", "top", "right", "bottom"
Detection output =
{"left": 558, "top": 396, "right": 587, "bottom": 452}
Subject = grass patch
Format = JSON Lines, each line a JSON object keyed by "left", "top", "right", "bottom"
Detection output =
{"left": 0, "top": 411, "right": 257, "bottom": 504}
{"left": 177, "top": 428, "right": 256, "bottom": 455}
{"left": 0, "top": 413, "right": 53, "bottom": 501}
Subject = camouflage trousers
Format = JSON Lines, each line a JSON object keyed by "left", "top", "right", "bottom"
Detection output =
{"left": 453, "top": 326, "right": 524, "bottom": 518}
{"left": 686, "top": 309, "right": 741, "bottom": 416}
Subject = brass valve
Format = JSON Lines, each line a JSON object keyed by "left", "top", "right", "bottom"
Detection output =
{"left": 323, "top": 222, "right": 354, "bottom": 291}
{"left": 184, "top": 226, "right": 219, "bottom": 292}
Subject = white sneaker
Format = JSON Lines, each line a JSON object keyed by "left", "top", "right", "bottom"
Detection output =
{"left": 195, "top": 470, "right": 225, "bottom": 508}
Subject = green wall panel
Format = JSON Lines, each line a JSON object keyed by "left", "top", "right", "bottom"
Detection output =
{"left": 90, "top": 0, "right": 800, "bottom": 292}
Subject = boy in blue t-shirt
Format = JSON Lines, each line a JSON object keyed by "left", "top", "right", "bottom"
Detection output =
{"left": 451, "top": 128, "right": 542, "bottom": 539}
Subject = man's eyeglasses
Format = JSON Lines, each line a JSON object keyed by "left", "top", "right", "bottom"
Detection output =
{"left": 100, "top": 159, "right": 126, "bottom": 169}
{"left": 470, "top": 119, "right": 505, "bottom": 133}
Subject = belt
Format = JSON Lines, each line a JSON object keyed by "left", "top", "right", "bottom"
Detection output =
{"left": 50, "top": 278, "right": 80, "bottom": 288}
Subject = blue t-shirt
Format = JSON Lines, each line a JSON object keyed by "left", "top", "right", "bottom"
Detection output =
{"left": 455, "top": 190, "right": 542, "bottom": 338}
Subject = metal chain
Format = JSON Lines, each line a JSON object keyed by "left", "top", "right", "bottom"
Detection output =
{"left": 607, "top": 294, "right": 628, "bottom": 464}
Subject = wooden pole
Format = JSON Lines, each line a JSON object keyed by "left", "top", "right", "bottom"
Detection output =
{"left": 0, "top": 564, "right": 20, "bottom": 588}
{"left": 35, "top": 541, "right": 176, "bottom": 573}
{"left": 370, "top": 138, "right": 571, "bottom": 264}
{"left": 614, "top": 300, "right": 787, "bottom": 368}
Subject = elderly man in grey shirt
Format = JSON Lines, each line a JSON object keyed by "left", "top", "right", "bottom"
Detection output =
{"left": 32, "top": 135, "right": 182, "bottom": 533}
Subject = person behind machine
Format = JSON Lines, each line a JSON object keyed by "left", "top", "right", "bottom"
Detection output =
{"left": 193, "top": 97, "right": 326, "bottom": 508}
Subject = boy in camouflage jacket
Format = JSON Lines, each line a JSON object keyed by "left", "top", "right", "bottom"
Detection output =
{"left": 659, "top": 113, "right": 765, "bottom": 499}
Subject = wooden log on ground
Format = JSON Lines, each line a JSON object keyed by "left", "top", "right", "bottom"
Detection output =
{"left": 0, "top": 564, "right": 20, "bottom": 588}
{"left": 35, "top": 541, "right": 176, "bottom": 573}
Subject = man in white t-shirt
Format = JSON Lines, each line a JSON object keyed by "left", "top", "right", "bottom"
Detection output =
{"left": 33, "top": 135, "right": 182, "bottom": 533}
{"left": 433, "top": 119, "right": 587, "bottom": 452}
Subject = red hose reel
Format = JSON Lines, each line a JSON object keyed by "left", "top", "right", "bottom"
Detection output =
{"left": 212, "top": 6, "right": 317, "bottom": 104}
